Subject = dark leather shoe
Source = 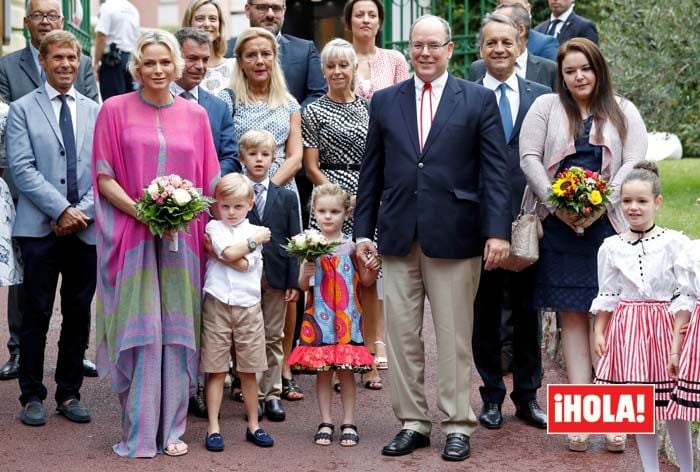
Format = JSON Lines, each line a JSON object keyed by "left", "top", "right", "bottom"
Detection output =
{"left": 442, "top": 433, "right": 470, "bottom": 461}
{"left": 82, "top": 359, "right": 98, "bottom": 378}
{"left": 264, "top": 399, "right": 285, "bottom": 422}
{"left": 478, "top": 402, "right": 503, "bottom": 429}
{"left": 515, "top": 400, "right": 547, "bottom": 429}
{"left": 56, "top": 398, "right": 91, "bottom": 423}
{"left": 381, "top": 429, "right": 430, "bottom": 456}
{"left": 188, "top": 386, "right": 208, "bottom": 418}
{"left": 20, "top": 401, "right": 46, "bottom": 426}
{"left": 0, "top": 353, "right": 19, "bottom": 380}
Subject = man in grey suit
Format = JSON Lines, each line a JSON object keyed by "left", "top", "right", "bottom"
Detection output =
{"left": 0, "top": 0, "right": 98, "bottom": 381}
{"left": 469, "top": 3, "right": 557, "bottom": 90}
{"left": 6, "top": 30, "right": 98, "bottom": 427}
{"left": 470, "top": 13, "right": 549, "bottom": 431}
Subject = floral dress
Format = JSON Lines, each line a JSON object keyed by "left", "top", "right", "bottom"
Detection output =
{"left": 287, "top": 240, "right": 374, "bottom": 373}
{"left": 0, "top": 102, "right": 22, "bottom": 286}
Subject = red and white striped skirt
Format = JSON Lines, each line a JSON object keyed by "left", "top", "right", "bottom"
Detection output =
{"left": 594, "top": 300, "right": 676, "bottom": 420}
{"left": 667, "top": 302, "right": 700, "bottom": 421}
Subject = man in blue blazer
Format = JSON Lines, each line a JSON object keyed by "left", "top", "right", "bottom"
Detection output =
{"left": 354, "top": 15, "right": 511, "bottom": 462}
{"left": 534, "top": 0, "right": 599, "bottom": 45}
{"left": 470, "top": 13, "right": 550, "bottom": 433}
{"left": 6, "top": 31, "right": 98, "bottom": 427}
{"left": 469, "top": 4, "right": 557, "bottom": 103}
{"left": 225, "top": 0, "right": 326, "bottom": 108}
{"left": 173, "top": 28, "right": 240, "bottom": 176}
{"left": 0, "top": 0, "right": 99, "bottom": 382}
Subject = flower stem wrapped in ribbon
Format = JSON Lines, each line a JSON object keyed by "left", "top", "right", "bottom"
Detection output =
{"left": 282, "top": 229, "right": 343, "bottom": 263}
{"left": 135, "top": 174, "right": 214, "bottom": 251}
{"left": 547, "top": 166, "right": 612, "bottom": 235}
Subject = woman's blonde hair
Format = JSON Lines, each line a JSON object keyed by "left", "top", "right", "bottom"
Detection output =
{"left": 311, "top": 183, "right": 352, "bottom": 212}
{"left": 128, "top": 29, "right": 185, "bottom": 85}
{"left": 182, "top": 0, "right": 227, "bottom": 58}
{"left": 231, "top": 27, "right": 292, "bottom": 110}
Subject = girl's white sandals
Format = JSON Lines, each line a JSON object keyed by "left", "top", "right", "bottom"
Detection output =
{"left": 374, "top": 341, "right": 388, "bottom": 370}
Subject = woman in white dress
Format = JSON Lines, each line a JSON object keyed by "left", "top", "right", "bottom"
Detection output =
{"left": 182, "top": 0, "right": 236, "bottom": 95}
{"left": 0, "top": 100, "right": 22, "bottom": 287}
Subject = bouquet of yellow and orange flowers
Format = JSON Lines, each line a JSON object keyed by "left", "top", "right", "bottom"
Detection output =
{"left": 547, "top": 166, "right": 611, "bottom": 234}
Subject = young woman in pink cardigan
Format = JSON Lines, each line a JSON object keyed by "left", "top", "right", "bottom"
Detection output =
{"left": 519, "top": 38, "right": 648, "bottom": 453}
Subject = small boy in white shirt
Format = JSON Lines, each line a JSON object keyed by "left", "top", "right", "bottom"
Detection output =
{"left": 201, "top": 173, "right": 273, "bottom": 451}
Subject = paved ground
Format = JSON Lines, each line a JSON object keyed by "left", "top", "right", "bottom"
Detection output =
{"left": 0, "top": 286, "right": 677, "bottom": 471}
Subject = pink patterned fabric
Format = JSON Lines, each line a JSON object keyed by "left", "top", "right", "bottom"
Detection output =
{"left": 354, "top": 47, "right": 410, "bottom": 100}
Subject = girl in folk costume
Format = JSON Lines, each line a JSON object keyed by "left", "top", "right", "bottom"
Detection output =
{"left": 288, "top": 184, "right": 378, "bottom": 446}
{"left": 667, "top": 236, "right": 700, "bottom": 422}
{"left": 591, "top": 161, "right": 693, "bottom": 471}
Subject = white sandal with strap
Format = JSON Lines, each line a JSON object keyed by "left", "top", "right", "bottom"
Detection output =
{"left": 374, "top": 341, "right": 388, "bottom": 370}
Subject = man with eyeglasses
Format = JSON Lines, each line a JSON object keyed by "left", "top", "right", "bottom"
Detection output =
{"left": 354, "top": 14, "right": 510, "bottom": 462}
{"left": 0, "top": 0, "right": 99, "bottom": 383}
{"left": 225, "top": 0, "right": 326, "bottom": 108}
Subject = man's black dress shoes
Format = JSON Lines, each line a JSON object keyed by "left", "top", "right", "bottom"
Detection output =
{"left": 0, "top": 353, "right": 19, "bottom": 380}
{"left": 381, "top": 429, "right": 430, "bottom": 456}
{"left": 478, "top": 402, "right": 503, "bottom": 429}
{"left": 515, "top": 400, "right": 547, "bottom": 429}
{"left": 442, "top": 433, "right": 470, "bottom": 461}
{"left": 82, "top": 359, "right": 98, "bottom": 378}
{"left": 264, "top": 399, "right": 285, "bottom": 422}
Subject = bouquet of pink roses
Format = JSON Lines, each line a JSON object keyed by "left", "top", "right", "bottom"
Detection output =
{"left": 282, "top": 229, "right": 342, "bottom": 263}
{"left": 135, "top": 174, "right": 214, "bottom": 251}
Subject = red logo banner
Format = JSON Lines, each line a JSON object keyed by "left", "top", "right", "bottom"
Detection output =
{"left": 547, "top": 384, "right": 655, "bottom": 434}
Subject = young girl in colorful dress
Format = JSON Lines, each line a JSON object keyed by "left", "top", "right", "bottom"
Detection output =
{"left": 591, "top": 161, "right": 693, "bottom": 471}
{"left": 667, "top": 233, "right": 700, "bottom": 424}
{"left": 287, "top": 183, "right": 379, "bottom": 447}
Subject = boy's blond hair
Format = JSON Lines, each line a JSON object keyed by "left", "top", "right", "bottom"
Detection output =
{"left": 239, "top": 129, "right": 276, "bottom": 156}
{"left": 215, "top": 173, "right": 254, "bottom": 201}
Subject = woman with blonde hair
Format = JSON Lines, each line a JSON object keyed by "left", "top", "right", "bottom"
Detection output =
{"left": 182, "top": 0, "right": 235, "bottom": 95}
{"left": 218, "top": 26, "right": 304, "bottom": 403}
{"left": 93, "top": 29, "right": 220, "bottom": 458}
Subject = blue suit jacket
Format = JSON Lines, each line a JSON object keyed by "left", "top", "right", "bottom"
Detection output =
{"left": 6, "top": 85, "right": 98, "bottom": 244}
{"left": 197, "top": 87, "right": 241, "bottom": 175}
{"left": 0, "top": 46, "right": 99, "bottom": 199}
{"left": 247, "top": 182, "right": 300, "bottom": 290}
{"left": 353, "top": 75, "right": 511, "bottom": 259}
{"left": 534, "top": 12, "right": 599, "bottom": 45}
{"left": 226, "top": 34, "right": 326, "bottom": 108}
{"left": 478, "top": 76, "right": 551, "bottom": 218}
{"left": 527, "top": 29, "right": 559, "bottom": 61}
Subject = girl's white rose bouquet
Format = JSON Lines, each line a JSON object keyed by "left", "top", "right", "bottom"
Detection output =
{"left": 282, "top": 229, "right": 342, "bottom": 263}
{"left": 135, "top": 174, "right": 214, "bottom": 251}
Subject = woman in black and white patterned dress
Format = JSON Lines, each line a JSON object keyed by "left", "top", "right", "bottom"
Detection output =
{"left": 302, "top": 38, "right": 369, "bottom": 236}
{"left": 302, "top": 39, "right": 387, "bottom": 393}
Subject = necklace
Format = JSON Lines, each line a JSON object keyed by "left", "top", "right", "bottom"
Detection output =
{"left": 630, "top": 223, "right": 655, "bottom": 253}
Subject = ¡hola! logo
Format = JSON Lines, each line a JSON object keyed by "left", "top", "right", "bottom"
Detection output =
{"left": 547, "top": 384, "right": 655, "bottom": 434}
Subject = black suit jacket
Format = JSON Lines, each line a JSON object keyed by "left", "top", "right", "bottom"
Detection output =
{"left": 247, "top": 182, "right": 301, "bottom": 290}
{"left": 534, "top": 12, "right": 599, "bottom": 45}
{"left": 354, "top": 74, "right": 511, "bottom": 259}
{"left": 197, "top": 87, "right": 241, "bottom": 175}
{"left": 226, "top": 34, "right": 326, "bottom": 108}
{"left": 477, "top": 76, "right": 551, "bottom": 218}
{"left": 468, "top": 54, "right": 557, "bottom": 90}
